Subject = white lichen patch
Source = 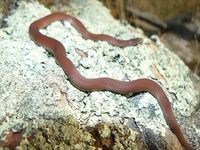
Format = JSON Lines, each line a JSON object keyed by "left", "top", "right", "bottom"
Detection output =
{"left": 151, "top": 35, "right": 198, "bottom": 116}
{"left": 0, "top": 0, "right": 199, "bottom": 147}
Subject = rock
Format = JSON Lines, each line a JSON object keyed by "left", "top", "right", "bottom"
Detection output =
{"left": 0, "top": 0, "right": 199, "bottom": 149}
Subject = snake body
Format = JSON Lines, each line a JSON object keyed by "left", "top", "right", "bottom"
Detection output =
{"left": 29, "top": 12, "right": 193, "bottom": 149}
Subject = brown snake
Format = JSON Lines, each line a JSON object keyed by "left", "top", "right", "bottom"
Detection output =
{"left": 29, "top": 12, "right": 193, "bottom": 149}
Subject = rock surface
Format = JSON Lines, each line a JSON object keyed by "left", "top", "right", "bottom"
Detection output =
{"left": 0, "top": 0, "right": 199, "bottom": 149}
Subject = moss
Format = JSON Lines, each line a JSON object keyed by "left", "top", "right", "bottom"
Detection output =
{"left": 90, "top": 123, "right": 148, "bottom": 150}
{"left": 0, "top": 1, "right": 6, "bottom": 14}
{"left": 18, "top": 117, "right": 95, "bottom": 150}
{"left": 18, "top": 116, "right": 148, "bottom": 150}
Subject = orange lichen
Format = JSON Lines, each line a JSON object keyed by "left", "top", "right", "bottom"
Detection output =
{"left": 0, "top": 130, "right": 24, "bottom": 149}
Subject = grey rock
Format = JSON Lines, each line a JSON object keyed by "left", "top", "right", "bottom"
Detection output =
{"left": 0, "top": 0, "right": 199, "bottom": 149}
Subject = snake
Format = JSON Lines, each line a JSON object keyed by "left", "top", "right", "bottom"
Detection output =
{"left": 29, "top": 12, "right": 193, "bottom": 149}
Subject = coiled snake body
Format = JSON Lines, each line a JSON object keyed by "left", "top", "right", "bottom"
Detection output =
{"left": 29, "top": 12, "right": 193, "bottom": 149}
